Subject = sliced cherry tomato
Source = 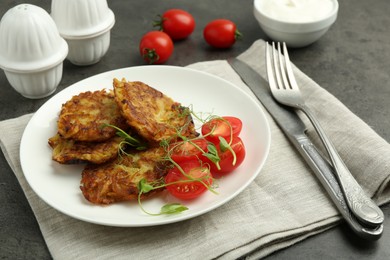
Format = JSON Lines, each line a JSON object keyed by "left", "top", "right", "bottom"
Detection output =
{"left": 203, "top": 19, "right": 242, "bottom": 48}
{"left": 165, "top": 160, "right": 213, "bottom": 200}
{"left": 201, "top": 116, "right": 242, "bottom": 143}
{"left": 139, "top": 31, "right": 173, "bottom": 64}
{"left": 154, "top": 9, "right": 195, "bottom": 40}
{"left": 170, "top": 138, "right": 208, "bottom": 163}
{"left": 208, "top": 136, "right": 246, "bottom": 176}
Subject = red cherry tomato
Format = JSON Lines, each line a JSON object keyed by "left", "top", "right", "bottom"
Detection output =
{"left": 155, "top": 9, "right": 195, "bottom": 40}
{"left": 201, "top": 116, "right": 243, "bottom": 143}
{"left": 165, "top": 160, "right": 213, "bottom": 200}
{"left": 208, "top": 136, "right": 246, "bottom": 176}
{"left": 139, "top": 31, "right": 174, "bottom": 64}
{"left": 170, "top": 138, "right": 209, "bottom": 163}
{"left": 203, "top": 19, "right": 242, "bottom": 48}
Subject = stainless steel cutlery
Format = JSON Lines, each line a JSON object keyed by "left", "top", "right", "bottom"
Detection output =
{"left": 228, "top": 43, "right": 384, "bottom": 239}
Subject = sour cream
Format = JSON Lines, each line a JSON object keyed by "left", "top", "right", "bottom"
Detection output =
{"left": 259, "top": 0, "right": 335, "bottom": 23}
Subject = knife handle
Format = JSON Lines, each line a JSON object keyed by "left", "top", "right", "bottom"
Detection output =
{"left": 292, "top": 135, "right": 383, "bottom": 240}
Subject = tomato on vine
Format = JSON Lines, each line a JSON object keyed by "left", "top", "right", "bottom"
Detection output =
{"left": 139, "top": 31, "right": 174, "bottom": 64}
{"left": 154, "top": 9, "right": 195, "bottom": 40}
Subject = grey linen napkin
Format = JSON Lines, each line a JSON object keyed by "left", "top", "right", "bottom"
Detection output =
{"left": 1, "top": 39, "right": 389, "bottom": 259}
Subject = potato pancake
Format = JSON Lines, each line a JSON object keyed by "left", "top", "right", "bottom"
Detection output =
{"left": 57, "top": 90, "right": 128, "bottom": 142}
{"left": 80, "top": 147, "right": 170, "bottom": 205}
{"left": 48, "top": 134, "right": 123, "bottom": 164}
{"left": 113, "top": 79, "right": 198, "bottom": 145}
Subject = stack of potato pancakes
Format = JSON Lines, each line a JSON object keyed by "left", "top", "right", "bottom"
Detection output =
{"left": 48, "top": 78, "right": 198, "bottom": 205}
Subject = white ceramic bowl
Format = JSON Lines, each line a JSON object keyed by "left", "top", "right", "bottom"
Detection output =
{"left": 51, "top": 0, "right": 115, "bottom": 65}
{"left": 0, "top": 4, "right": 68, "bottom": 99}
{"left": 254, "top": 0, "right": 339, "bottom": 48}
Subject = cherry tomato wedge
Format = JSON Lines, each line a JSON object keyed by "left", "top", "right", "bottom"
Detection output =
{"left": 203, "top": 19, "right": 241, "bottom": 48}
{"left": 165, "top": 160, "right": 213, "bottom": 200}
{"left": 208, "top": 136, "right": 246, "bottom": 176}
{"left": 170, "top": 138, "right": 208, "bottom": 163}
{"left": 154, "top": 9, "right": 195, "bottom": 40}
{"left": 201, "top": 116, "right": 242, "bottom": 143}
{"left": 139, "top": 31, "right": 173, "bottom": 64}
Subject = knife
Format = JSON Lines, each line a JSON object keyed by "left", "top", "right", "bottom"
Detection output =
{"left": 228, "top": 58, "right": 383, "bottom": 240}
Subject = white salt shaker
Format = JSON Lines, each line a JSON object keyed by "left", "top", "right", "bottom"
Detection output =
{"left": 51, "top": 0, "right": 115, "bottom": 66}
{"left": 0, "top": 4, "right": 68, "bottom": 99}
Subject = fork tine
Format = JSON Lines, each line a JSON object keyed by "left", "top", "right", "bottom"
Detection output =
{"left": 265, "top": 42, "right": 278, "bottom": 91}
{"left": 277, "top": 42, "right": 291, "bottom": 90}
{"left": 271, "top": 42, "right": 284, "bottom": 90}
{"left": 282, "top": 42, "right": 299, "bottom": 90}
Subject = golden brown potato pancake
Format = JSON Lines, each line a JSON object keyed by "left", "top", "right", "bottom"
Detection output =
{"left": 80, "top": 147, "right": 171, "bottom": 205}
{"left": 48, "top": 134, "right": 124, "bottom": 164}
{"left": 113, "top": 79, "right": 198, "bottom": 145}
{"left": 57, "top": 90, "right": 128, "bottom": 142}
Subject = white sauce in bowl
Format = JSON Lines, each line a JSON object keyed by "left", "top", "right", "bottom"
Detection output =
{"left": 259, "top": 0, "right": 335, "bottom": 23}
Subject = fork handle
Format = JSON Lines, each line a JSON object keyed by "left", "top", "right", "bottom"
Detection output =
{"left": 298, "top": 104, "right": 384, "bottom": 227}
{"left": 295, "top": 135, "right": 383, "bottom": 239}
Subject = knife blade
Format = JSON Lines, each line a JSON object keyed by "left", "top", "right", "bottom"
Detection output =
{"left": 228, "top": 58, "right": 383, "bottom": 240}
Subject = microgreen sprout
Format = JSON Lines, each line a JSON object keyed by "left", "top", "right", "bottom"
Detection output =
{"left": 202, "top": 143, "right": 221, "bottom": 170}
{"left": 102, "top": 123, "right": 148, "bottom": 151}
{"left": 137, "top": 178, "right": 188, "bottom": 216}
{"left": 218, "top": 136, "right": 237, "bottom": 166}
{"left": 177, "top": 105, "right": 192, "bottom": 118}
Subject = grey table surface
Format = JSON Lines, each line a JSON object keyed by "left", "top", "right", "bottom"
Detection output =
{"left": 1, "top": 0, "right": 389, "bottom": 259}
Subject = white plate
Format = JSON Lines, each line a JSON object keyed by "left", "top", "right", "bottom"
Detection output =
{"left": 20, "top": 66, "right": 271, "bottom": 227}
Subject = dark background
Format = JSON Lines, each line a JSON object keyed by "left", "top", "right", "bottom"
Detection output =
{"left": 0, "top": 0, "right": 389, "bottom": 259}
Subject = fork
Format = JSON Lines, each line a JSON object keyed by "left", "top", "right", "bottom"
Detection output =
{"left": 266, "top": 42, "right": 384, "bottom": 227}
